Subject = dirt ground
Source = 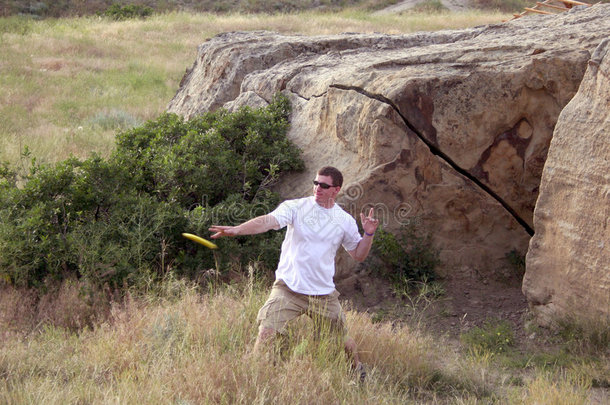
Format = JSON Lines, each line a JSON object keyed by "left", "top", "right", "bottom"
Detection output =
{"left": 337, "top": 266, "right": 530, "bottom": 343}
{"left": 337, "top": 268, "right": 610, "bottom": 404}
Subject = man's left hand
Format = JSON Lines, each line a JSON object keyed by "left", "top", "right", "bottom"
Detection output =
{"left": 360, "top": 207, "right": 379, "bottom": 236}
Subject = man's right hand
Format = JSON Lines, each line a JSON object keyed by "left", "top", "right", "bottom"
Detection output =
{"left": 208, "top": 225, "right": 239, "bottom": 239}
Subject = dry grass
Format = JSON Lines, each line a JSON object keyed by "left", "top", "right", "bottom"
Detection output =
{"left": 0, "top": 280, "right": 111, "bottom": 337}
{"left": 1, "top": 277, "right": 604, "bottom": 404}
{"left": 0, "top": 10, "right": 511, "bottom": 169}
{"left": 0, "top": 279, "right": 432, "bottom": 403}
{"left": 516, "top": 371, "right": 593, "bottom": 405}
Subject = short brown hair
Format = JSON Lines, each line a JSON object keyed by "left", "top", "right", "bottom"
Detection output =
{"left": 317, "top": 166, "right": 343, "bottom": 187}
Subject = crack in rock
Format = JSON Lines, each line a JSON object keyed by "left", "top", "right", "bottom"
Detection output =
{"left": 330, "top": 83, "right": 535, "bottom": 236}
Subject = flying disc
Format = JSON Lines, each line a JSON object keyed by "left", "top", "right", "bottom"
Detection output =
{"left": 182, "top": 233, "right": 218, "bottom": 250}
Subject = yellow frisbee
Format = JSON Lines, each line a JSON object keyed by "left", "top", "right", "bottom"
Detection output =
{"left": 182, "top": 233, "right": 218, "bottom": 250}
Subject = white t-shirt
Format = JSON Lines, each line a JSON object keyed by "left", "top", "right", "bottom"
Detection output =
{"left": 269, "top": 196, "right": 362, "bottom": 295}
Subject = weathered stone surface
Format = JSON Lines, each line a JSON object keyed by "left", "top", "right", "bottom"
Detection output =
{"left": 168, "top": 6, "right": 610, "bottom": 283}
{"left": 523, "top": 38, "right": 610, "bottom": 326}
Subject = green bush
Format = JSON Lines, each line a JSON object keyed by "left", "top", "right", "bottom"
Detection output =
{"left": 113, "top": 93, "right": 301, "bottom": 208}
{"left": 366, "top": 222, "right": 440, "bottom": 287}
{"left": 410, "top": 0, "right": 447, "bottom": 13}
{"left": 0, "top": 94, "right": 303, "bottom": 289}
{"left": 101, "top": 3, "right": 154, "bottom": 20}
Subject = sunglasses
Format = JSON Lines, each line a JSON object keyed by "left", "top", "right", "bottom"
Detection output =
{"left": 313, "top": 180, "right": 335, "bottom": 189}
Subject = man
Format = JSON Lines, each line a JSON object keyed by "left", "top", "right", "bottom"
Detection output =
{"left": 209, "top": 166, "right": 379, "bottom": 378}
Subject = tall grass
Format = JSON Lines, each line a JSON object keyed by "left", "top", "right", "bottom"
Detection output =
{"left": 0, "top": 10, "right": 510, "bottom": 169}
{"left": 1, "top": 277, "right": 605, "bottom": 404}
{"left": 0, "top": 279, "right": 439, "bottom": 404}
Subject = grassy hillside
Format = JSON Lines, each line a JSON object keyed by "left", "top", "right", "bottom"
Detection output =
{"left": 0, "top": 9, "right": 511, "bottom": 170}
{"left": 0, "top": 0, "right": 535, "bottom": 18}
{"left": 2, "top": 0, "right": 366, "bottom": 17}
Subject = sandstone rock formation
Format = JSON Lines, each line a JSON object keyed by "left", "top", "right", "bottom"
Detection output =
{"left": 168, "top": 6, "right": 610, "bottom": 289}
{"left": 523, "top": 38, "right": 610, "bottom": 326}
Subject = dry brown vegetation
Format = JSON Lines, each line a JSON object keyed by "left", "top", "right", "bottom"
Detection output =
{"left": 1, "top": 277, "right": 608, "bottom": 404}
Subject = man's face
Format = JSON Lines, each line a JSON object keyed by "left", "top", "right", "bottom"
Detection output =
{"left": 313, "top": 174, "right": 340, "bottom": 207}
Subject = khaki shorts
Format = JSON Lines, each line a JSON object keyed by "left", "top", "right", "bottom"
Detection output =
{"left": 257, "top": 279, "right": 347, "bottom": 335}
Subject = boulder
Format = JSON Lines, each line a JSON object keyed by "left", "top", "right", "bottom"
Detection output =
{"left": 168, "top": 6, "right": 610, "bottom": 284}
{"left": 523, "top": 38, "right": 610, "bottom": 326}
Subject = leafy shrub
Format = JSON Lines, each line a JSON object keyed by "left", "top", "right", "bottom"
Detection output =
{"left": 366, "top": 222, "right": 440, "bottom": 287}
{"left": 113, "top": 93, "right": 301, "bottom": 207}
{"left": 461, "top": 318, "right": 515, "bottom": 354}
{"left": 410, "top": 0, "right": 447, "bottom": 13}
{"left": 0, "top": 94, "right": 303, "bottom": 289}
{"left": 101, "top": 3, "right": 154, "bottom": 20}
{"left": 16, "top": 1, "right": 49, "bottom": 17}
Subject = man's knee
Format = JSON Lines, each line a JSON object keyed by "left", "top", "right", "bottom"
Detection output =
{"left": 252, "top": 326, "right": 279, "bottom": 357}
{"left": 257, "top": 326, "right": 277, "bottom": 341}
{"left": 344, "top": 336, "right": 357, "bottom": 352}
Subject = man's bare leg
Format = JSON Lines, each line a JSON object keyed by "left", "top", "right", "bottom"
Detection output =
{"left": 344, "top": 336, "right": 360, "bottom": 368}
{"left": 252, "top": 326, "right": 277, "bottom": 354}
{"left": 345, "top": 336, "right": 367, "bottom": 382}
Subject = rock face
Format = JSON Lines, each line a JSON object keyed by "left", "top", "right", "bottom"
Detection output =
{"left": 523, "top": 38, "right": 610, "bottom": 326}
{"left": 168, "top": 6, "right": 610, "bottom": 288}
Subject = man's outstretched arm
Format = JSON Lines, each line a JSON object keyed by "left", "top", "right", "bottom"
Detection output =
{"left": 209, "top": 214, "right": 280, "bottom": 238}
